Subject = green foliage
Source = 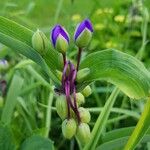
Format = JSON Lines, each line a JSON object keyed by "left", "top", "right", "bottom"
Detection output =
{"left": 0, "top": 123, "right": 16, "bottom": 150}
{"left": 1, "top": 74, "right": 24, "bottom": 125}
{"left": 79, "top": 49, "right": 150, "bottom": 99}
{"left": 20, "top": 135, "right": 54, "bottom": 150}
{"left": 0, "top": 0, "right": 150, "bottom": 149}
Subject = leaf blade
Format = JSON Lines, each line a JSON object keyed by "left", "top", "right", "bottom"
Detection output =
{"left": 79, "top": 49, "right": 150, "bottom": 99}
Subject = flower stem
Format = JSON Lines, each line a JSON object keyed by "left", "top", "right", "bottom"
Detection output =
{"left": 62, "top": 53, "right": 66, "bottom": 66}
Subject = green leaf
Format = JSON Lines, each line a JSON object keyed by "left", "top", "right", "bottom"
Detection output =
{"left": 1, "top": 74, "right": 24, "bottom": 125}
{"left": 83, "top": 87, "right": 120, "bottom": 150}
{"left": 20, "top": 135, "right": 54, "bottom": 150}
{"left": 96, "top": 127, "right": 150, "bottom": 150}
{"left": 0, "top": 32, "right": 60, "bottom": 85}
{"left": 0, "top": 16, "right": 62, "bottom": 85}
{"left": 0, "top": 16, "right": 33, "bottom": 46}
{"left": 0, "top": 123, "right": 16, "bottom": 150}
{"left": 79, "top": 49, "right": 150, "bottom": 99}
{"left": 124, "top": 98, "right": 150, "bottom": 150}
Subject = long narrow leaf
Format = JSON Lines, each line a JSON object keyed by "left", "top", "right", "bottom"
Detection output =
{"left": 79, "top": 49, "right": 150, "bottom": 99}
{"left": 1, "top": 74, "right": 24, "bottom": 125}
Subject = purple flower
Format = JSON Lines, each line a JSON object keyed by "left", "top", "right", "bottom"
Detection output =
{"left": 74, "top": 19, "right": 93, "bottom": 41}
{"left": 51, "top": 25, "right": 69, "bottom": 49}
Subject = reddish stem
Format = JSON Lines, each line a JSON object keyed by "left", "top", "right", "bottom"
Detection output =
{"left": 76, "top": 47, "right": 82, "bottom": 71}
{"left": 62, "top": 53, "right": 66, "bottom": 66}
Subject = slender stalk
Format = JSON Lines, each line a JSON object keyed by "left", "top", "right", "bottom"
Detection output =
{"left": 76, "top": 47, "right": 82, "bottom": 71}
{"left": 45, "top": 90, "right": 54, "bottom": 137}
{"left": 62, "top": 53, "right": 66, "bottom": 66}
{"left": 124, "top": 98, "right": 150, "bottom": 150}
{"left": 84, "top": 87, "right": 120, "bottom": 150}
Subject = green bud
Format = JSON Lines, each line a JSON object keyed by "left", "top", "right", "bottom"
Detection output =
{"left": 62, "top": 119, "right": 77, "bottom": 139}
{"left": 55, "top": 95, "right": 67, "bottom": 120}
{"left": 76, "top": 93, "right": 85, "bottom": 106}
{"left": 78, "top": 107, "right": 91, "bottom": 123}
{"left": 56, "top": 70, "right": 62, "bottom": 81}
{"left": 81, "top": 85, "right": 92, "bottom": 97}
{"left": 32, "top": 29, "right": 49, "bottom": 55}
{"left": 75, "top": 28, "right": 92, "bottom": 48}
{"left": 76, "top": 123, "right": 91, "bottom": 145}
{"left": 76, "top": 68, "right": 90, "bottom": 82}
{"left": 55, "top": 35, "right": 69, "bottom": 54}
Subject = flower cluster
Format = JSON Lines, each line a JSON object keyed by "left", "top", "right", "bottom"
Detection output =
{"left": 32, "top": 19, "right": 93, "bottom": 145}
{"left": 51, "top": 19, "right": 93, "bottom": 145}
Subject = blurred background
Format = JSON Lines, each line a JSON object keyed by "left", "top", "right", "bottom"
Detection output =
{"left": 0, "top": 0, "right": 150, "bottom": 149}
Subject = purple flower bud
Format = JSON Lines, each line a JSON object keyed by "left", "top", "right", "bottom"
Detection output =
{"left": 74, "top": 19, "right": 93, "bottom": 48}
{"left": 51, "top": 25, "right": 69, "bottom": 53}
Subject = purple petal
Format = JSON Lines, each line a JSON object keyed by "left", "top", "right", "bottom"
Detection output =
{"left": 51, "top": 25, "right": 69, "bottom": 47}
{"left": 74, "top": 19, "right": 93, "bottom": 40}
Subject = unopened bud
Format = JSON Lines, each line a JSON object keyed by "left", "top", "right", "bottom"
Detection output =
{"left": 76, "top": 68, "right": 90, "bottom": 82}
{"left": 81, "top": 85, "right": 92, "bottom": 97}
{"left": 62, "top": 119, "right": 77, "bottom": 139}
{"left": 32, "top": 29, "right": 49, "bottom": 55}
{"left": 55, "top": 95, "right": 67, "bottom": 120}
{"left": 79, "top": 107, "right": 91, "bottom": 123}
{"left": 76, "top": 123, "right": 91, "bottom": 145}
{"left": 76, "top": 93, "right": 85, "bottom": 106}
{"left": 56, "top": 70, "right": 62, "bottom": 81}
{"left": 51, "top": 25, "right": 69, "bottom": 54}
{"left": 74, "top": 19, "right": 93, "bottom": 48}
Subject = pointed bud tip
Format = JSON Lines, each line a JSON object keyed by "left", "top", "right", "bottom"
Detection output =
{"left": 32, "top": 29, "right": 49, "bottom": 55}
{"left": 74, "top": 19, "right": 93, "bottom": 48}
{"left": 51, "top": 25, "right": 69, "bottom": 53}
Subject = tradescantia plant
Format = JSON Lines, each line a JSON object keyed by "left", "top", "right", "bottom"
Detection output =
{"left": 0, "top": 16, "right": 150, "bottom": 149}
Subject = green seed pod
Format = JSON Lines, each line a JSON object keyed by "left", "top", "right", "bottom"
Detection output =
{"left": 76, "top": 123, "right": 91, "bottom": 145}
{"left": 76, "top": 68, "right": 90, "bottom": 82}
{"left": 76, "top": 93, "right": 85, "bottom": 106}
{"left": 62, "top": 119, "right": 77, "bottom": 139}
{"left": 32, "top": 29, "right": 49, "bottom": 55}
{"left": 56, "top": 70, "right": 62, "bottom": 81}
{"left": 78, "top": 107, "right": 91, "bottom": 123}
{"left": 81, "top": 85, "right": 92, "bottom": 97}
{"left": 55, "top": 95, "right": 67, "bottom": 120}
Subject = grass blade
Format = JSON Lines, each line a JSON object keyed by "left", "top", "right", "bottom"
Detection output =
{"left": 1, "top": 74, "right": 24, "bottom": 125}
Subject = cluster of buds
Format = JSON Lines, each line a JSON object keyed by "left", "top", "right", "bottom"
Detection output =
{"left": 32, "top": 19, "right": 93, "bottom": 145}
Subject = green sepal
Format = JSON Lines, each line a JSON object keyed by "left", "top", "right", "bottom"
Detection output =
{"left": 76, "top": 123, "right": 91, "bottom": 146}
{"left": 81, "top": 85, "right": 92, "bottom": 97}
{"left": 32, "top": 29, "right": 50, "bottom": 55}
{"left": 75, "top": 28, "right": 92, "bottom": 48}
{"left": 76, "top": 93, "right": 85, "bottom": 106}
{"left": 78, "top": 107, "right": 91, "bottom": 123}
{"left": 55, "top": 95, "right": 67, "bottom": 120}
{"left": 76, "top": 68, "right": 90, "bottom": 82}
{"left": 62, "top": 119, "right": 77, "bottom": 139}
{"left": 55, "top": 35, "right": 68, "bottom": 54}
